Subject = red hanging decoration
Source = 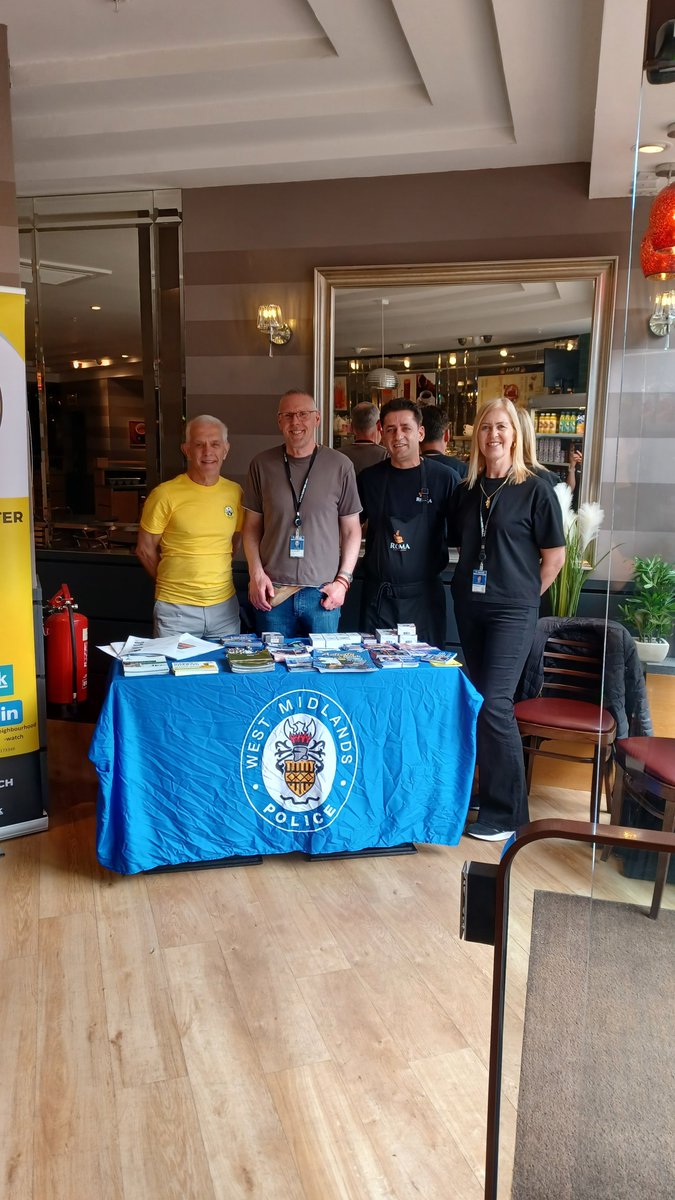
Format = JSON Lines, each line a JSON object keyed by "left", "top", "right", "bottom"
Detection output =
{"left": 648, "top": 181, "right": 675, "bottom": 253}
{"left": 640, "top": 232, "right": 675, "bottom": 280}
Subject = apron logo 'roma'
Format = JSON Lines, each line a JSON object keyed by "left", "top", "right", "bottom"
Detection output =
{"left": 240, "top": 689, "right": 358, "bottom": 831}
{"left": 390, "top": 528, "right": 411, "bottom": 551}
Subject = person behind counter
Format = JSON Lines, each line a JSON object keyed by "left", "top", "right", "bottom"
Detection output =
{"left": 337, "top": 402, "right": 388, "bottom": 475}
{"left": 242, "top": 389, "right": 362, "bottom": 637}
{"left": 449, "top": 398, "right": 565, "bottom": 842}
{"left": 420, "top": 403, "right": 468, "bottom": 478}
{"left": 358, "top": 398, "right": 461, "bottom": 646}
{"left": 136, "top": 415, "right": 243, "bottom": 637}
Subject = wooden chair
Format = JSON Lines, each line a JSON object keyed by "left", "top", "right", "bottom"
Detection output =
{"left": 602, "top": 737, "right": 675, "bottom": 919}
{"left": 514, "top": 632, "right": 617, "bottom": 822}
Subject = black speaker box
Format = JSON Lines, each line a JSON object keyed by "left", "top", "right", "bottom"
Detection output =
{"left": 459, "top": 860, "right": 498, "bottom": 944}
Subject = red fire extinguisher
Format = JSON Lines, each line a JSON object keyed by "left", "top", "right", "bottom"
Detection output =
{"left": 44, "top": 584, "right": 88, "bottom": 706}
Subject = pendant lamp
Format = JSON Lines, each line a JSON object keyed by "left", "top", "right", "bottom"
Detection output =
{"left": 366, "top": 299, "right": 399, "bottom": 390}
{"left": 640, "top": 232, "right": 675, "bottom": 281}
{"left": 648, "top": 181, "right": 675, "bottom": 253}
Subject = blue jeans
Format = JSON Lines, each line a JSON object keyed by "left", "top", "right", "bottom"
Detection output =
{"left": 454, "top": 600, "right": 539, "bottom": 832}
{"left": 255, "top": 587, "right": 341, "bottom": 638}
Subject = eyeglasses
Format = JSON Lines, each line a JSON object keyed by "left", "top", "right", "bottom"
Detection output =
{"left": 278, "top": 410, "right": 317, "bottom": 422}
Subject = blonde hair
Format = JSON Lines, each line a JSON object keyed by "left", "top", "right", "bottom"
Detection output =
{"left": 515, "top": 406, "right": 548, "bottom": 473}
{"left": 466, "top": 397, "right": 531, "bottom": 487}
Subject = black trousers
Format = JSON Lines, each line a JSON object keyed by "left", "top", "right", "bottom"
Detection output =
{"left": 454, "top": 599, "right": 539, "bottom": 832}
{"left": 362, "top": 578, "right": 446, "bottom": 648}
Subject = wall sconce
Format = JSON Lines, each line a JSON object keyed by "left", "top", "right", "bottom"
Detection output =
{"left": 648, "top": 290, "right": 675, "bottom": 336}
{"left": 257, "top": 304, "right": 292, "bottom": 356}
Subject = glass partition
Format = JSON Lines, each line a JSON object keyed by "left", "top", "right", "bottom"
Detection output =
{"left": 484, "top": 67, "right": 675, "bottom": 1198}
{"left": 20, "top": 190, "right": 184, "bottom": 552}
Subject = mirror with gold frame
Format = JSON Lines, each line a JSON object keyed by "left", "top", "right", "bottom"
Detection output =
{"left": 314, "top": 258, "right": 617, "bottom": 510}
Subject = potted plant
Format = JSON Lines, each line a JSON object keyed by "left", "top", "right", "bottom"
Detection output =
{"left": 619, "top": 554, "right": 675, "bottom": 664}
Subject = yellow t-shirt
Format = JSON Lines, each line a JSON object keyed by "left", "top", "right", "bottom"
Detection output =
{"left": 140, "top": 474, "right": 243, "bottom": 606}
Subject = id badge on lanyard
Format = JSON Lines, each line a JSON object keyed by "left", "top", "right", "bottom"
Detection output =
{"left": 284, "top": 446, "right": 317, "bottom": 561}
{"left": 472, "top": 568, "right": 487, "bottom": 594}
{"left": 474, "top": 484, "right": 501, "bottom": 593}
{"left": 289, "top": 531, "right": 305, "bottom": 558}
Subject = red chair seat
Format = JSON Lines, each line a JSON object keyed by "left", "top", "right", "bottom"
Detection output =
{"left": 616, "top": 737, "right": 675, "bottom": 787}
{"left": 514, "top": 697, "right": 615, "bottom": 735}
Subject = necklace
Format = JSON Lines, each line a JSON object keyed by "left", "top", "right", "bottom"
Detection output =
{"left": 480, "top": 477, "right": 509, "bottom": 509}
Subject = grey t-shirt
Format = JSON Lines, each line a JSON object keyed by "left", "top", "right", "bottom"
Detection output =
{"left": 244, "top": 444, "right": 361, "bottom": 586}
{"left": 337, "top": 441, "right": 388, "bottom": 475}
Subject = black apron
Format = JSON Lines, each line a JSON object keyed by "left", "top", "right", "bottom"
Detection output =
{"left": 362, "top": 459, "right": 447, "bottom": 646}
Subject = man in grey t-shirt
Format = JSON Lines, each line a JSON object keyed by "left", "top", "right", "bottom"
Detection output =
{"left": 242, "top": 390, "right": 362, "bottom": 636}
{"left": 337, "top": 402, "right": 388, "bottom": 475}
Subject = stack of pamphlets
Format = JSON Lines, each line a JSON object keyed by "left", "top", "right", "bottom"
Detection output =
{"left": 171, "top": 660, "right": 220, "bottom": 676}
{"left": 219, "top": 634, "right": 264, "bottom": 650}
{"left": 121, "top": 655, "right": 170, "bottom": 677}
{"left": 426, "top": 651, "right": 460, "bottom": 667}
{"left": 226, "top": 647, "right": 275, "bottom": 673}
{"left": 309, "top": 632, "right": 362, "bottom": 648}
{"left": 369, "top": 646, "right": 419, "bottom": 669}
{"left": 269, "top": 639, "right": 313, "bottom": 671}
{"left": 312, "top": 648, "right": 375, "bottom": 673}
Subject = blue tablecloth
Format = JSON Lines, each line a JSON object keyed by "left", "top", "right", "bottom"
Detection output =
{"left": 89, "top": 657, "right": 482, "bottom": 874}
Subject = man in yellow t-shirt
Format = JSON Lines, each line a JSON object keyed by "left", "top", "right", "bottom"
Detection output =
{"left": 136, "top": 415, "right": 243, "bottom": 637}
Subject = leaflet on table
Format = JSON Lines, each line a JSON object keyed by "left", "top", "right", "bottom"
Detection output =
{"left": 312, "top": 649, "right": 376, "bottom": 673}
{"left": 117, "top": 632, "right": 219, "bottom": 660}
{"left": 171, "top": 660, "right": 220, "bottom": 675}
{"left": 226, "top": 648, "right": 275, "bottom": 673}
{"left": 369, "top": 646, "right": 419, "bottom": 668}
{"left": 122, "top": 656, "right": 170, "bottom": 677}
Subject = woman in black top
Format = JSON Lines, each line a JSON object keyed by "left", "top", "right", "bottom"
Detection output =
{"left": 449, "top": 398, "right": 565, "bottom": 840}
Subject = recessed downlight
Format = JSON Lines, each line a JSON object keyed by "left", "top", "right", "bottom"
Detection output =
{"left": 637, "top": 142, "right": 668, "bottom": 154}
{"left": 90, "top": 304, "right": 101, "bottom": 311}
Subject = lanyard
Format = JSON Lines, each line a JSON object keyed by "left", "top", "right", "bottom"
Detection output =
{"left": 283, "top": 446, "right": 318, "bottom": 528}
{"left": 478, "top": 480, "right": 506, "bottom": 567}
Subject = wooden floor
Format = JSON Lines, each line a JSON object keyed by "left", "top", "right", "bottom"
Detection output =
{"left": 1, "top": 674, "right": 673, "bottom": 1200}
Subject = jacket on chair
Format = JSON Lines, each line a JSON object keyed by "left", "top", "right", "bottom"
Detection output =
{"left": 517, "top": 616, "right": 653, "bottom": 740}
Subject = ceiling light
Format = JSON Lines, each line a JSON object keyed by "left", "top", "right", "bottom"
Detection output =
{"left": 499, "top": 347, "right": 509, "bottom": 357}
{"left": 121, "top": 353, "right": 129, "bottom": 359}
{"left": 366, "top": 299, "right": 398, "bottom": 391}
{"left": 640, "top": 232, "right": 675, "bottom": 280}
{"left": 638, "top": 142, "right": 668, "bottom": 154}
{"left": 91, "top": 304, "right": 101, "bottom": 311}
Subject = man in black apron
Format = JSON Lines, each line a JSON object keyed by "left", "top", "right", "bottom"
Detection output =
{"left": 358, "top": 399, "right": 462, "bottom": 646}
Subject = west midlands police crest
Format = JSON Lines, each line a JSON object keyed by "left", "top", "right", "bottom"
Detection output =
{"left": 240, "top": 689, "right": 358, "bottom": 831}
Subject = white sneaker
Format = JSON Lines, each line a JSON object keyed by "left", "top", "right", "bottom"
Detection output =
{"left": 466, "top": 823, "right": 515, "bottom": 842}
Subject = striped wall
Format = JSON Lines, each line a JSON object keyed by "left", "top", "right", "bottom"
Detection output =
{"left": 183, "top": 162, "right": 631, "bottom": 494}
{"left": 0, "top": 26, "right": 19, "bottom": 288}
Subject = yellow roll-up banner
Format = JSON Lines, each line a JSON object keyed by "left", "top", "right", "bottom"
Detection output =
{"left": 0, "top": 287, "right": 45, "bottom": 834}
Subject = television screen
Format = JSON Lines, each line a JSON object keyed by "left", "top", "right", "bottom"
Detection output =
{"left": 543, "top": 347, "right": 579, "bottom": 390}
